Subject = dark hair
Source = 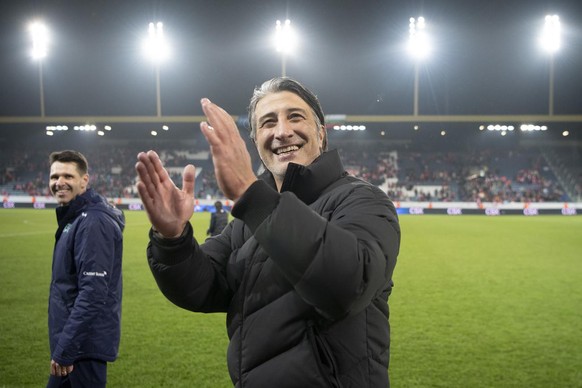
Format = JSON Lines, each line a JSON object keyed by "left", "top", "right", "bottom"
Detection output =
{"left": 247, "top": 77, "right": 327, "bottom": 150}
{"left": 214, "top": 200, "right": 223, "bottom": 210}
{"left": 49, "top": 150, "right": 89, "bottom": 175}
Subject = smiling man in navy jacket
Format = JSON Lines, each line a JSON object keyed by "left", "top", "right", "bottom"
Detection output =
{"left": 136, "top": 78, "right": 400, "bottom": 387}
{"left": 47, "top": 150, "right": 124, "bottom": 388}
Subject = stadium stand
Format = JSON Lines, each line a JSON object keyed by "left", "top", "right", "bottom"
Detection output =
{"left": 0, "top": 132, "right": 578, "bottom": 203}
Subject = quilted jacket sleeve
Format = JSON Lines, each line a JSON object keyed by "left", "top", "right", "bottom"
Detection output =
{"left": 147, "top": 222, "right": 235, "bottom": 313}
{"left": 233, "top": 179, "right": 400, "bottom": 321}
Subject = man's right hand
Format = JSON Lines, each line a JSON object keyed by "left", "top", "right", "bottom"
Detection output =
{"left": 135, "top": 150, "right": 196, "bottom": 238}
{"left": 50, "top": 359, "right": 73, "bottom": 376}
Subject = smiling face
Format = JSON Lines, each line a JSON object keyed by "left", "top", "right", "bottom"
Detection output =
{"left": 254, "top": 91, "right": 326, "bottom": 189}
{"left": 49, "top": 161, "right": 89, "bottom": 206}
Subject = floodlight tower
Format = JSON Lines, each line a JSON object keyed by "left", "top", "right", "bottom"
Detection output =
{"left": 540, "top": 15, "right": 561, "bottom": 116}
{"left": 29, "top": 22, "right": 48, "bottom": 117}
{"left": 274, "top": 19, "right": 297, "bottom": 77}
{"left": 408, "top": 17, "right": 430, "bottom": 116}
{"left": 144, "top": 22, "right": 169, "bottom": 117}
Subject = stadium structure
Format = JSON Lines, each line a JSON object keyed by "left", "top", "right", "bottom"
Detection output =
{"left": 1, "top": 4, "right": 581, "bottom": 216}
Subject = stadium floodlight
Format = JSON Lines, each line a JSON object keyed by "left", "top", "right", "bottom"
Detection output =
{"left": 73, "top": 124, "right": 97, "bottom": 131}
{"left": 29, "top": 21, "right": 49, "bottom": 117}
{"left": 46, "top": 125, "right": 68, "bottom": 131}
{"left": 520, "top": 124, "right": 548, "bottom": 132}
{"left": 274, "top": 19, "right": 297, "bottom": 76}
{"left": 45, "top": 125, "right": 64, "bottom": 136}
{"left": 540, "top": 15, "right": 561, "bottom": 54}
{"left": 143, "top": 22, "right": 169, "bottom": 62}
{"left": 29, "top": 22, "right": 48, "bottom": 59}
{"left": 540, "top": 15, "right": 560, "bottom": 116}
{"left": 332, "top": 125, "right": 366, "bottom": 131}
{"left": 407, "top": 17, "right": 430, "bottom": 116}
{"left": 143, "top": 22, "right": 169, "bottom": 117}
{"left": 408, "top": 17, "right": 430, "bottom": 60}
{"left": 486, "top": 124, "right": 514, "bottom": 137}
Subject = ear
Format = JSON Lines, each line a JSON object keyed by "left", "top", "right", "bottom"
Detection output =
{"left": 81, "top": 174, "right": 89, "bottom": 189}
{"left": 318, "top": 125, "right": 327, "bottom": 151}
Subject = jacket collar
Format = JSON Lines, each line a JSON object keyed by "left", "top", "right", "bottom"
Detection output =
{"left": 54, "top": 188, "right": 101, "bottom": 240}
{"left": 260, "top": 149, "right": 347, "bottom": 205}
{"left": 54, "top": 188, "right": 125, "bottom": 241}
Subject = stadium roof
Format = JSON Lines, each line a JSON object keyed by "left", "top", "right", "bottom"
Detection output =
{"left": 1, "top": 0, "right": 581, "bottom": 141}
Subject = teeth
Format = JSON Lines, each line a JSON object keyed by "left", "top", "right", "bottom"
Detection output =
{"left": 276, "top": 145, "right": 299, "bottom": 155}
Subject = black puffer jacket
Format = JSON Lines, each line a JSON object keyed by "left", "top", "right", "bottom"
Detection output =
{"left": 147, "top": 150, "right": 400, "bottom": 387}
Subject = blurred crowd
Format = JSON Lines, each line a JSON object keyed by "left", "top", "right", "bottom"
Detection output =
{"left": 1, "top": 138, "right": 580, "bottom": 203}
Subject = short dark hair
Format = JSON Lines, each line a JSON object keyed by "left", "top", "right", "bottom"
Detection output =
{"left": 49, "top": 150, "right": 89, "bottom": 175}
{"left": 247, "top": 77, "right": 327, "bottom": 151}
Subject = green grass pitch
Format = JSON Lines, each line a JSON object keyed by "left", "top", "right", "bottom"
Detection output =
{"left": 1, "top": 209, "right": 581, "bottom": 387}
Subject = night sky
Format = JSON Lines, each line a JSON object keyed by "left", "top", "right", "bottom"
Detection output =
{"left": 1, "top": 0, "right": 581, "bottom": 141}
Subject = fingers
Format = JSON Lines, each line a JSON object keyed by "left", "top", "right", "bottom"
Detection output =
{"left": 182, "top": 164, "right": 196, "bottom": 196}
{"left": 200, "top": 98, "right": 239, "bottom": 141}
{"left": 148, "top": 150, "right": 173, "bottom": 189}
{"left": 135, "top": 158, "right": 156, "bottom": 208}
{"left": 200, "top": 121, "right": 219, "bottom": 146}
{"left": 136, "top": 150, "right": 174, "bottom": 200}
{"left": 135, "top": 181, "right": 155, "bottom": 212}
{"left": 135, "top": 152, "right": 157, "bottom": 192}
{"left": 50, "top": 360, "right": 73, "bottom": 377}
{"left": 141, "top": 150, "right": 166, "bottom": 188}
{"left": 201, "top": 97, "right": 229, "bottom": 123}
{"left": 136, "top": 150, "right": 165, "bottom": 183}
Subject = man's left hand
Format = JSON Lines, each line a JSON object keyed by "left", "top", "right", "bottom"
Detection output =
{"left": 199, "top": 98, "right": 258, "bottom": 201}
